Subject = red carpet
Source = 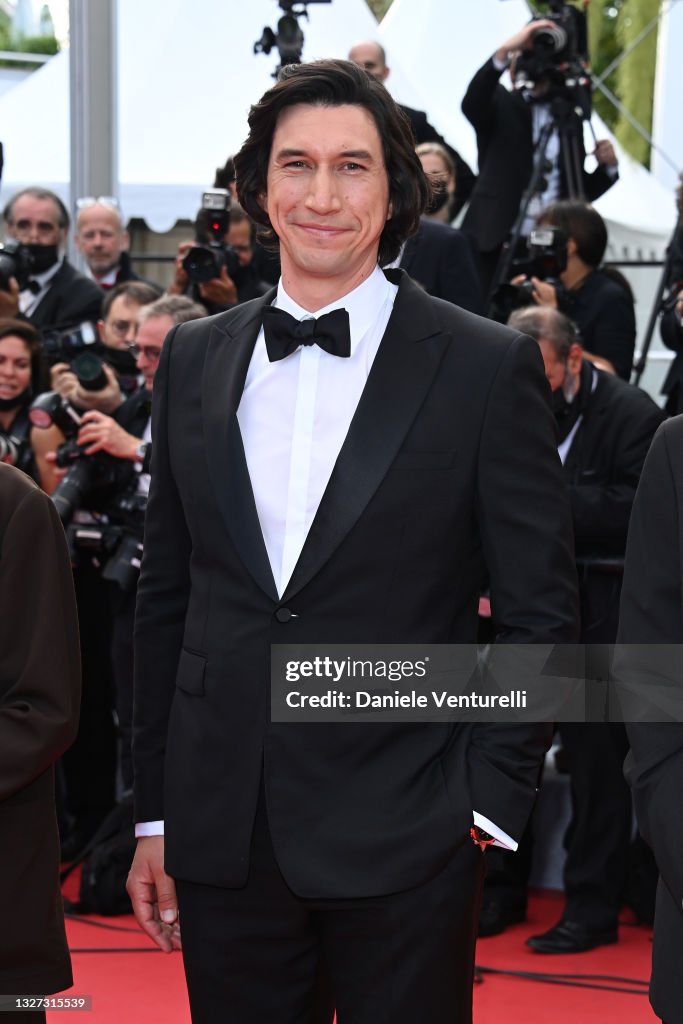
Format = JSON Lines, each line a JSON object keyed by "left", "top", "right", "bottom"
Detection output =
{"left": 50, "top": 884, "right": 656, "bottom": 1023}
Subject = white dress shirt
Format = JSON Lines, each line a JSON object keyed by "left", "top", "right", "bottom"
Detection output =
{"left": 18, "top": 258, "right": 63, "bottom": 316}
{"left": 136, "top": 266, "right": 516, "bottom": 849}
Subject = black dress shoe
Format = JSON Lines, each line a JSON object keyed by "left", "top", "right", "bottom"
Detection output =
{"left": 478, "top": 899, "right": 526, "bottom": 937}
{"left": 526, "top": 919, "right": 618, "bottom": 953}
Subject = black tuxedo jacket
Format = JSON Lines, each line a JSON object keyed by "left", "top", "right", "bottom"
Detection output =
{"left": 561, "top": 365, "right": 663, "bottom": 644}
{"left": 0, "top": 465, "right": 80, "bottom": 995}
{"left": 133, "top": 269, "right": 579, "bottom": 898}
{"left": 461, "top": 59, "right": 616, "bottom": 253}
{"left": 399, "top": 218, "right": 483, "bottom": 314}
{"left": 399, "top": 103, "right": 477, "bottom": 216}
{"left": 31, "top": 259, "right": 104, "bottom": 332}
{"left": 618, "top": 416, "right": 683, "bottom": 1024}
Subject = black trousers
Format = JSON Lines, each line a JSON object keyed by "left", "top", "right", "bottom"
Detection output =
{"left": 176, "top": 792, "right": 484, "bottom": 1024}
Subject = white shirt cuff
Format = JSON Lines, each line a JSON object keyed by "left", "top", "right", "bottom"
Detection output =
{"left": 492, "top": 54, "right": 509, "bottom": 72}
{"left": 473, "top": 811, "right": 518, "bottom": 851}
{"left": 135, "top": 820, "right": 165, "bottom": 837}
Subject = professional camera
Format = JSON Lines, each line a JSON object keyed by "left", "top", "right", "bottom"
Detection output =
{"left": 489, "top": 225, "right": 569, "bottom": 323}
{"left": 182, "top": 189, "right": 241, "bottom": 285}
{"left": 68, "top": 490, "right": 146, "bottom": 591}
{"left": 42, "top": 321, "right": 99, "bottom": 365}
{"left": 0, "top": 239, "right": 35, "bottom": 291}
{"left": 28, "top": 391, "right": 135, "bottom": 525}
{"left": 515, "top": 1, "right": 590, "bottom": 107}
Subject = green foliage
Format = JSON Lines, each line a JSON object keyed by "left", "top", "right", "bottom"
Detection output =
{"left": 16, "top": 34, "right": 59, "bottom": 55}
{"left": 614, "top": 0, "right": 660, "bottom": 166}
{"left": 365, "top": 0, "right": 393, "bottom": 19}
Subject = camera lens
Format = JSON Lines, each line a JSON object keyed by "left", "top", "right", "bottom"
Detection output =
{"left": 72, "top": 352, "right": 109, "bottom": 392}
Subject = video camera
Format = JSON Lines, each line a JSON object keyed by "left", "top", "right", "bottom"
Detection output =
{"left": 489, "top": 225, "right": 569, "bottom": 324}
{"left": 515, "top": 1, "right": 591, "bottom": 115}
{"left": 254, "top": 0, "right": 332, "bottom": 77}
{"left": 181, "top": 189, "right": 241, "bottom": 285}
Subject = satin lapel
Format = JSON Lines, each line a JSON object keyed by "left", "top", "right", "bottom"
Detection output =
{"left": 202, "top": 294, "right": 279, "bottom": 601}
{"left": 282, "top": 273, "right": 450, "bottom": 602}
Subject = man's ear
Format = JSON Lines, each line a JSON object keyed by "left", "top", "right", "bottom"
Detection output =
{"left": 567, "top": 342, "right": 583, "bottom": 375}
{"left": 386, "top": 200, "right": 393, "bottom": 221}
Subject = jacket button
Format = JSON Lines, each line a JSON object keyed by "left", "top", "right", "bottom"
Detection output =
{"left": 275, "top": 607, "right": 293, "bottom": 623}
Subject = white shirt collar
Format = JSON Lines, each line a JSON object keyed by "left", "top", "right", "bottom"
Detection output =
{"left": 274, "top": 265, "right": 392, "bottom": 354}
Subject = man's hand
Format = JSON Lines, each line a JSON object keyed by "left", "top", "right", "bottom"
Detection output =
{"left": 0, "top": 277, "right": 20, "bottom": 318}
{"left": 51, "top": 360, "right": 124, "bottom": 414}
{"left": 495, "top": 20, "right": 556, "bottom": 64}
{"left": 199, "top": 266, "right": 238, "bottom": 306}
{"left": 166, "top": 241, "right": 193, "bottom": 296}
{"left": 511, "top": 274, "right": 558, "bottom": 309}
{"left": 77, "top": 410, "right": 140, "bottom": 459}
{"left": 594, "top": 139, "right": 618, "bottom": 169}
{"left": 127, "top": 837, "right": 181, "bottom": 953}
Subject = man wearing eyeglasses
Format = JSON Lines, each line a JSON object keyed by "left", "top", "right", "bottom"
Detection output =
{"left": 0, "top": 187, "right": 103, "bottom": 333}
{"left": 74, "top": 197, "right": 155, "bottom": 291}
{"left": 48, "top": 281, "right": 161, "bottom": 416}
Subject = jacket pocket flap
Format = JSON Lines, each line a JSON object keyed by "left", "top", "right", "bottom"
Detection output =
{"left": 175, "top": 648, "right": 206, "bottom": 696}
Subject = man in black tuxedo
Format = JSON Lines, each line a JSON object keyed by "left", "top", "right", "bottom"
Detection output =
{"left": 482, "top": 306, "right": 662, "bottom": 952}
{"left": 127, "top": 59, "right": 579, "bottom": 1023}
{"left": 617, "top": 416, "right": 683, "bottom": 1024}
{"left": 0, "top": 187, "right": 103, "bottom": 332}
{"left": 461, "top": 20, "right": 618, "bottom": 293}
{"left": 348, "top": 40, "right": 476, "bottom": 216}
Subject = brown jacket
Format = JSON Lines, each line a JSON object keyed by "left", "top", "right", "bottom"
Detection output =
{"left": 0, "top": 464, "right": 80, "bottom": 996}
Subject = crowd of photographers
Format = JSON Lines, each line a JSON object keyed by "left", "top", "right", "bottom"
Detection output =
{"left": 0, "top": 10, "right": 681, "bottom": 956}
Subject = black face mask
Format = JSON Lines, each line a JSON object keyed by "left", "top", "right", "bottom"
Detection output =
{"left": 426, "top": 179, "right": 451, "bottom": 215}
{"left": 25, "top": 243, "right": 60, "bottom": 275}
{"left": 0, "top": 384, "right": 32, "bottom": 412}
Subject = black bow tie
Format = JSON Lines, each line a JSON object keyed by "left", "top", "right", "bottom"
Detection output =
{"left": 26, "top": 279, "right": 42, "bottom": 295}
{"left": 262, "top": 305, "right": 351, "bottom": 363}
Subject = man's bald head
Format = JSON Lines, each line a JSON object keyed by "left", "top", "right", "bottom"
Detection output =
{"left": 348, "top": 40, "right": 390, "bottom": 83}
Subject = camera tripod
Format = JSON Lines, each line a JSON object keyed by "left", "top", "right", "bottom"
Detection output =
{"left": 486, "top": 90, "right": 595, "bottom": 313}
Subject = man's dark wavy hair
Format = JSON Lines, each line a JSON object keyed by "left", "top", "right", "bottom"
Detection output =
{"left": 234, "top": 58, "right": 429, "bottom": 267}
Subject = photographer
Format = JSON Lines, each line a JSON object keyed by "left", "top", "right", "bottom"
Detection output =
{"left": 167, "top": 201, "right": 269, "bottom": 315}
{"left": 74, "top": 196, "right": 162, "bottom": 291}
{"left": 71, "top": 295, "right": 205, "bottom": 796}
{"left": 461, "top": 18, "right": 618, "bottom": 292}
{"left": 49, "top": 280, "right": 160, "bottom": 414}
{"left": 0, "top": 187, "right": 103, "bottom": 333}
{"left": 0, "top": 318, "right": 55, "bottom": 489}
{"left": 515, "top": 200, "right": 636, "bottom": 380}
{"left": 480, "top": 306, "right": 663, "bottom": 948}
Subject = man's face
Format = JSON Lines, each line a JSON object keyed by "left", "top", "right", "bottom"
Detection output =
{"left": 226, "top": 219, "right": 253, "bottom": 268}
{"left": 98, "top": 295, "right": 143, "bottom": 351}
{"left": 264, "top": 103, "right": 391, "bottom": 299}
{"left": 135, "top": 314, "right": 172, "bottom": 392}
{"left": 348, "top": 43, "right": 389, "bottom": 83}
{"left": 75, "top": 204, "right": 128, "bottom": 276}
{"left": 6, "top": 194, "right": 66, "bottom": 248}
{"left": 538, "top": 338, "right": 582, "bottom": 394}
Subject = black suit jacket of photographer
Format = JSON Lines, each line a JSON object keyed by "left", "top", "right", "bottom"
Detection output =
{"left": 29, "top": 259, "right": 104, "bottom": 333}
{"left": 461, "top": 58, "right": 617, "bottom": 254}
{"left": 399, "top": 217, "right": 483, "bottom": 314}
